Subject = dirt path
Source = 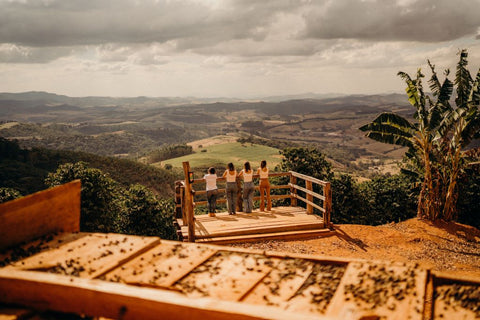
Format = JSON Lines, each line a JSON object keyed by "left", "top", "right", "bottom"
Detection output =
{"left": 229, "top": 218, "right": 480, "bottom": 277}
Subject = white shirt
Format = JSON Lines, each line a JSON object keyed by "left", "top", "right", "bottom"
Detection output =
{"left": 225, "top": 170, "right": 237, "bottom": 183}
{"left": 259, "top": 167, "right": 269, "bottom": 179}
{"left": 241, "top": 169, "right": 253, "bottom": 182}
{"left": 204, "top": 173, "right": 217, "bottom": 191}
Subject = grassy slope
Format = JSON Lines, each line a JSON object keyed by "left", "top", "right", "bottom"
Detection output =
{"left": 161, "top": 142, "right": 282, "bottom": 170}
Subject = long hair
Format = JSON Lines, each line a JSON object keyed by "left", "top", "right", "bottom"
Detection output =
{"left": 244, "top": 161, "right": 251, "bottom": 172}
{"left": 227, "top": 162, "right": 234, "bottom": 171}
{"left": 260, "top": 160, "right": 267, "bottom": 169}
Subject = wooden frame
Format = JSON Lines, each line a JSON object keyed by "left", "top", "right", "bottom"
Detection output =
{"left": 0, "top": 180, "right": 81, "bottom": 251}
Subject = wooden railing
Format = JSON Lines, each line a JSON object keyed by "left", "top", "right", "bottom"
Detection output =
{"left": 175, "top": 162, "right": 332, "bottom": 242}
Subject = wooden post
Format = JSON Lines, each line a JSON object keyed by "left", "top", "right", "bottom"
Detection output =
{"left": 324, "top": 182, "right": 332, "bottom": 227}
{"left": 289, "top": 174, "right": 297, "bottom": 207}
{"left": 306, "top": 180, "right": 313, "bottom": 214}
{"left": 182, "top": 162, "right": 195, "bottom": 242}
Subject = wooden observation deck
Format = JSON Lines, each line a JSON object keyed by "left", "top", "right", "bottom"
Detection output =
{"left": 1, "top": 181, "right": 479, "bottom": 320}
{"left": 175, "top": 162, "right": 333, "bottom": 243}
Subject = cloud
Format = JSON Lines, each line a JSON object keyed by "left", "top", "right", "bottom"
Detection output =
{"left": 302, "top": 0, "right": 480, "bottom": 42}
{"left": 0, "top": 43, "right": 72, "bottom": 63}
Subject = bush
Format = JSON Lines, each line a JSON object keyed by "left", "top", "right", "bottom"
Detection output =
{"left": 0, "top": 187, "right": 22, "bottom": 204}
{"left": 124, "top": 184, "right": 177, "bottom": 239}
{"left": 332, "top": 173, "right": 416, "bottom": 225}
{"left": 45, "top": 162, "right": 125, "bottom": 233}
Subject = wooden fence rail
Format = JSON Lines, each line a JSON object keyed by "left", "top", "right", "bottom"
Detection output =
{"left": 175, "top": 162, "right": 332, "bottom": 242}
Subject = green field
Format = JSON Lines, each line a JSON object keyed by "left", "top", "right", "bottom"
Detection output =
{"left": 160, "top": 142, "right": 282, "bottom": 171}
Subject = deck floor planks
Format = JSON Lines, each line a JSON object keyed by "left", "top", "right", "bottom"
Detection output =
{"left": 104, "top": 242, "right": 218, "bottom": 288}
{"left": 173, "top": 251, "right": 274, "bottom": 301}
{"left": 6, "top": 233, "right": 160, "bottom": 279}
{"left": 181, "top": 206, "right": 326, "bottom": 241}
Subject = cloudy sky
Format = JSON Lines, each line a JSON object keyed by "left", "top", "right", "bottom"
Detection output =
{"left": 1, "top": 0, "right": 480, "bottom": 98}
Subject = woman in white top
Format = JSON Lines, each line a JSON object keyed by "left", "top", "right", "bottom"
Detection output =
{"left": 238, "top": 161, "right": 254, "bottom": 213}
{"left": 222, "top": 162, "right": 237, "bottom": 215}
{"left": 257, "top": 160, "right": 271, "bottom": 211}
{"left": 203, "top": 167, "right": 218, "bottom": 217}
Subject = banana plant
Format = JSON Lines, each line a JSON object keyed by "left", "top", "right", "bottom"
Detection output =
{"left": 360, "top": 49, "right": 480, "bottom": 221}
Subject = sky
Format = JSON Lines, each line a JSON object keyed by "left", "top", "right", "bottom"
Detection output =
{"left": 1, "top": 0, "right": 480, "bottom": 98}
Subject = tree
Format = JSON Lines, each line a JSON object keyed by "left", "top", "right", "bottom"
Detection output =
{"left": 278, "top": 147, "right": 333, "bottom": 181}
{"left": 124, "top": 184, "right": 176, "bottom": 239}
{"left": 45, "top": 162, "right": 125, "bottom": 233}
{"left": 360, "top": 49, "right": 480, "bottom": 221}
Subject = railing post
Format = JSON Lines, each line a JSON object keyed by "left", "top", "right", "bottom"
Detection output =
{"left": 306, "top": 180, "right": 313, "bottom": 214}
{"left": 289, "top": 173, "right": 297, "bottom": 207}
{"left": 324, "top": 182, "right": 332, "bottom": 227}
{"left": 182, "top": 161, "right": 195, "bottom": 242}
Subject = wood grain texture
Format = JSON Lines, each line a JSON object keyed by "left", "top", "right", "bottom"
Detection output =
{"left": 0, "top": 180, "right": 81, "bottom": 251}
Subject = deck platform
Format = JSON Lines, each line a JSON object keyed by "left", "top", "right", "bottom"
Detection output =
{"left": 178, "top": 206, "right": 333, "bottom": 243}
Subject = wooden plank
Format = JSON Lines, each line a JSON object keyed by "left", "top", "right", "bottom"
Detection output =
{"left": 182, "top": 161, "right": 195, "bottom": 242}
{"left": 0, "top": 232, "right": 88, "bottom": 268}
{"left": 286, "top": 262, "right": 347, "bottom": 316}
{"left": 173, "top": 251, "right": 273, "bottom": 301}
{"left": 294, "top": 195, "right": 326, "bottom": 213}
{"left": 290, "top": 171, "right": 328, "bottom": 186}
{"left": 0, "top": 180, "right": 81, "bottom": 251}
{"left": 104, "top": 242, "right": 217, "bottom": 288}
{"left": 196, "top": 229, "right": 334, "bottom": 244}
{"left": 242, "top": 258, "right": 314, "bottom": 307}
{"left": 6, "top": 233, "right": 160, "bottom": 279}
{"left": 432, "top": 273, "right": 480, "bottom": 320}
{"left": 289, "top": 183, "right": 325, "bottom": 201}
{"left": 0, "top": 269, "right": 325, "bottom": 320}
{"left": 326, "top": 261, "right": 427, "bottom": 320}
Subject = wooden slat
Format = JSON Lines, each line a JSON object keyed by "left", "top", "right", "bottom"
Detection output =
{"left": 286, "top": 262, "right": 347, "bottom": 316}
{"left": 0, "top": 269, "right": 324, "bottom": 320}
{"left": 196, "top": 229, "right": 334, "bottom": 244}
{"left": 104, "top": 242, "right": 217, "bottom": 288}
{"left": 294, "top": 195, "right": 326, "bottom": 213}
{"left": 242, "top": 258, "right": 314, "bottom": 307}
{"left": 6, "top": 234, "right": 160, "bottom": 279}
{"left": 0, "top": 180, "right": 81, "bottom": 251}
{"left": 431, "top": 272, "right": 480, "bottom": 320}
{"left": 290, "top": 171, "right": 328, "bottom": 186}
{"left": 289, "top": 183, "right": 325, "bottom": 201}
{"left": 326, "top": 261, "right": 427, "bottom": 320}
{"left": 173, "top": 251, "right": 273, "bottom": 301}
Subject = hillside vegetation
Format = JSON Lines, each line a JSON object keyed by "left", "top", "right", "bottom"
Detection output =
{"left": 0, "top": 138, "right": 175, "bottom": 197}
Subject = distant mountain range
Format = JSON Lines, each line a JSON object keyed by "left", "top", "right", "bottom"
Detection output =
{"left": 0, "top": 91, "right": 405, "bottom": 108}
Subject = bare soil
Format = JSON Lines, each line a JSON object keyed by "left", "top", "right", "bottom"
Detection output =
{"left": 229, "top": 218, "right": 480, "bottom": 277}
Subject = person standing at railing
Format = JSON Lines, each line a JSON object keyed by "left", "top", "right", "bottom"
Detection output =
{"left": 203, "top": 167, "right": 218, "bottom": 217}
{"left": 257, "top": 160, "right": 271, "bottom": 211}
{"left": 223, "top": 162, "right": 238, "bottom": 215}
{"left": 239, "top": 161, "right": 254, "bottom": 213}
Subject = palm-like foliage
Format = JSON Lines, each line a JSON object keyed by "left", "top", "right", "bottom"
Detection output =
{"left": 360, "top": 49, "right": 480, "bottom": 221}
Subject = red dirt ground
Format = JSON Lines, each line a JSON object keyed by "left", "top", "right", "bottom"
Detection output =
{"left": 230, "top": 218, "right": 480, "bottom": 277}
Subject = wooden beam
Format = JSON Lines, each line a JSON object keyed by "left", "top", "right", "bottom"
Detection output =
{"left": 0, "top": 270, "right": 325, "bottom": 320}
{"left": 289, "top": 183, "right": 325, "bottom": 201}
{"left": 0, "top": 180, "right": 81, "bottom": 251}
{"left": 182, "top": 162, "right": 195, "bottom": 242}
{"left": 290, "top": 171, "right": 328, "bottom": 186}
{"left": 324, "top": 182, "right": 332, "bottom": 227}
{"left": 294, "top": 195, "right": 326, "bottom": 213}
{"left": 306, "top": 180, "right": 313, "bottom": 214}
